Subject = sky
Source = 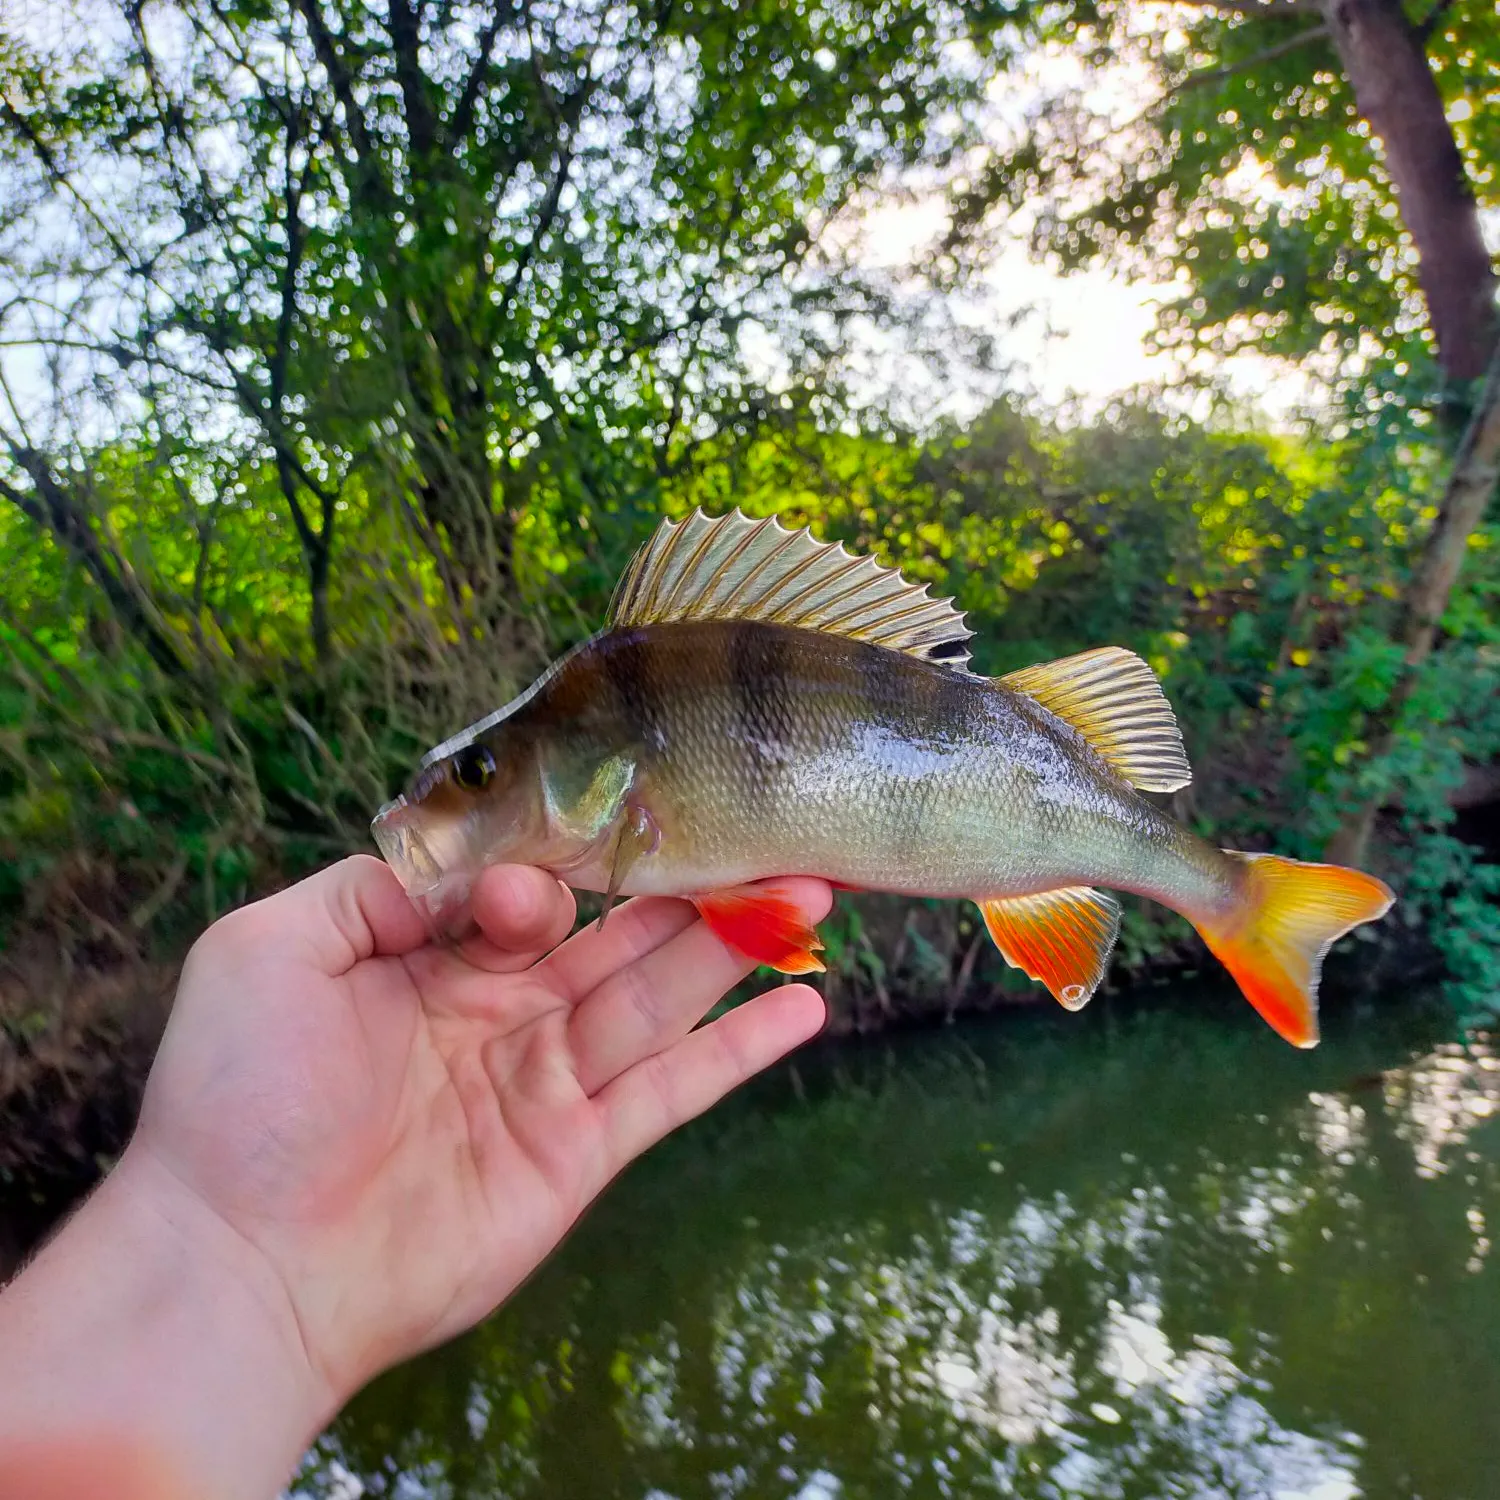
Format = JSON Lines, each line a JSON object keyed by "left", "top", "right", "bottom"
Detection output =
{"left": 852, "top": 193, "right": 1181, "bottom": 409}
{"left": 807, "top": 19, "right": 1309, "bottom": 428}
{"left": 1, "top": 0, "right": 1304, "bottom": 439}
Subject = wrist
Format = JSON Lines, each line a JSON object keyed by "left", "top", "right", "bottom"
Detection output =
{"left": 117, "top": 1143, "right": 344, "bottom": 1425}
{"left": 0, "top": 1145, "right": 335, "bottom": 1499}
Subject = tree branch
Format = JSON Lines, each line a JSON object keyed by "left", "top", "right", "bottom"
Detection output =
{"left": 385, "top": 0, "right": 439, "bottom": 158}
{"left": 1416, "top": 0, "right": 1456, "bottom": 42}
{"left": 124, "top": 0, "right": 230, "bottom": 237}
{"left": 0, "top": 98, "right": 146, "bottom": 277}
{"left": 1168, "top": 0, "right": 1311, "bottom": 15}
{"left": 490, "top": 34, "right": 600, "bottom": 319}
{"left": 192, "top": 0, "right": 301, "bottom": 130}
{"left": 1325, "top": 340, "right": 1500, "bottom": 864}
{"left": 1163, "top": 22, "right": 1330, "bottom": 99}
{"left": 290, "top": 0, "right": 379, "bottom": 171}
{"left": 494, "top": 143, "right": 574, "bottom": 322}
{"left": 449, "top": 2, "right": 518, "bottom": 143}
{"left": 261, "top": 114, "right": 334, "bottom": 663}
{"left": 1396, "top": 343, "right": 1500, "bottom": 665}
{"left": 0, "top": 451, "right": 188, "bottom": 676}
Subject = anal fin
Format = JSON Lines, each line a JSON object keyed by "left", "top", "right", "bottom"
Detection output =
{"left": 692, "top": 883, "right": 826, "bottom": 974}
{"left": 978, "top": 887, "right": 1121, "bottom": 1010}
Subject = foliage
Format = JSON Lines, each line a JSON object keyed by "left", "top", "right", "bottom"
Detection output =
{"left": 0, "top": 0, "right": 1019, "bottom": 653}
{"left": 1, "top": 0, "right": 1496, "bottom": 1059}
{"left": 949, "top": 0, "right": 1498, "bottom": 397}
{"left": 4, "top": 384, "right": 1496, "bottom": 1020}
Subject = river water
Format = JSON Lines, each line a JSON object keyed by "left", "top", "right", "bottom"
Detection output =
{"left": 291, "top": 994, "right": 1500, "bottom": 1500}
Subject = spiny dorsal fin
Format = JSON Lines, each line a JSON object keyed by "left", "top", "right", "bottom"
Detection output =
{"left": 999, "top": 647, "right": 1191, "bottom": 793}
{"left": 978, "top": 886, "right": 1121, "bottom": 1010}
{"left": 610, "top": 509, "right": 974, "bottom": 670}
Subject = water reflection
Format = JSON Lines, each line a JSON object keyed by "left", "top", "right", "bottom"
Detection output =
{"left": 292, "top": 1007, "right": 1500, "bottom": 1500}
{"left": 1385, "top": 1042, "right": 1500, "bottom": 1180}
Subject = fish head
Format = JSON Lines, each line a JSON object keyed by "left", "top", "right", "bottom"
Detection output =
{"left": 372, "top": 723, "right": 548, "bottom": 939}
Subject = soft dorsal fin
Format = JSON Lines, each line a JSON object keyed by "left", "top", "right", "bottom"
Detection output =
{"left": 979, "top": 886, "right": 1121, "bottom": 1010}
{"left": 999, "top": 647, "right": 1191, "bottom": 792}
{"left": 609, "top": 509, "right": 974, "bottom": 669}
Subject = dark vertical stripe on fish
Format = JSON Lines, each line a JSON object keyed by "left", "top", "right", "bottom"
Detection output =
{"left": 841, "top": 635, "right": 900, "bottom": 860}
{"left": 728, "top": 624, "right": 791, "bottom": 812}
{"left": 919, "top": 663, "right": 980, "bottom": 850}
{"left": 601, "top": 629, "right": 665, "bottom": 759}
{"left": 890, "top": 636, "right": 971, "bottom": 864}
{"left": 934, "top": 662, "right": 978, "bottom": 751}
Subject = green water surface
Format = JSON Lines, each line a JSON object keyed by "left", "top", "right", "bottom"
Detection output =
{"left": 293, "top": 994, "right": 1500, "bottom": 1500}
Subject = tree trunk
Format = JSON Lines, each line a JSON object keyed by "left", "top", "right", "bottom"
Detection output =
{"left": 1, "top": 453, "right": 187, "bottom": 677}
{"left": 1315, "top": 0, "right": 1499, "bottom": 381}
{"left": 408, "top": 378, "right": 509, "bottom": 601}
{"left": 401, "top": 309, "right": 513, "bottom": 605}
{"left": 308, "top": 536, "right": 332, "bottom": 667}
{"left": 1326, "top": 342, "right": 1500, "bottom": 866}
{"left": 1304, "top": 0, "right": 1500, "bottom": 865}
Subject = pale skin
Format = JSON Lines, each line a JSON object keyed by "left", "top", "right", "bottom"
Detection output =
{"left": 0, "top": 855, "right": 832, "bottom": 1500}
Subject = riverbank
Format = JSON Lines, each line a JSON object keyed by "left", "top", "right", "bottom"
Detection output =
{"left": 0, "top": 965, "right": 173, "bottom": 1205}
{"left": 0, "top": 881, "right": 1433, "bottom": 1274}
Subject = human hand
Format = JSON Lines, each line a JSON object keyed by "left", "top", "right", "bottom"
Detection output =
{"left": 0, "top": 857, "right": 830, "bottom": 1500}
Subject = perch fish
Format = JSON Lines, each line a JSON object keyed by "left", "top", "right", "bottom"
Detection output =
{"left": 372, "top": 510, "right": 1393, "bottom": 1047}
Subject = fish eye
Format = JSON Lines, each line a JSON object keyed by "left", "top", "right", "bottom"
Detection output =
{"left": 451, "top": 744, "right": 496, "bottom": 792}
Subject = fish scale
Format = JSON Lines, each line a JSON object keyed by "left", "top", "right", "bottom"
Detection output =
{"left": 574, "top": 623, "right": 1160, "bottom": 903}
{"left": 373, "top": 508, "right": 1394, "bottom": 1048}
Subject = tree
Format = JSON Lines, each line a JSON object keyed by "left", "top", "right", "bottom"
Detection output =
{"left": 950, "top": 0, "right": 1496, "bottom": 384}
{"left": 945, "top": 0, "right": 1498, "bottom": 861}
{"left": 1, "top": 0, "right": 1016, "bottom": 659}
{"left": 1310, "top": 0, "right": 1496, "bottom": 383}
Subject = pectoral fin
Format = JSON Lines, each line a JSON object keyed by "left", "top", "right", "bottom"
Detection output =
{"left": 978, "top": 887, "right": 1121, "bottom": 1010}
{"left": 692, "top": 883, "right": 826, "bottom": 974}
{"left": 596, "top": 805, "right": 661, "bottom": 930}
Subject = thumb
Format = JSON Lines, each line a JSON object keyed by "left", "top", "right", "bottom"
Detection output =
{"left": 220, "top": 855, "right": 432, "bottom": 977}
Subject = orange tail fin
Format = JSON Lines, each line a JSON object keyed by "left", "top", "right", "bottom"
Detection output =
{"left": 1194, "top": 853, "right": 1393, "bottom": 1048}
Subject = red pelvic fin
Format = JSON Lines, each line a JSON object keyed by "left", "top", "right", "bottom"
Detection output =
{"left": 692, "top": 883, "right": 826, "bottom": 974}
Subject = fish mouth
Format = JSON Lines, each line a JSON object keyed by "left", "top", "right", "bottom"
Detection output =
{"left": 371, "top": 796, "right": 478, "bottom": 940}
{"left": 372, "top": 796, "right": 441, "bottom": 895}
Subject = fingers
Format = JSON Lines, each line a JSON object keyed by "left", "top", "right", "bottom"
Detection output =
{"left": 213, "top": 855, "right": 431, "bottom": 976}
{"left": 567, "top": 877, "right": 832, "bottom": 1096}
{"left": 457, "top": 865, "right": 577, "bottom": 973}
{"left": 531, "top": 895, "right": 701, "bottom": 1003}
{"left": 219, "top": 858, "right": 575, "bottom": 986}
{"left": 591, "top": 984, "right": 826, "bottom": 1177}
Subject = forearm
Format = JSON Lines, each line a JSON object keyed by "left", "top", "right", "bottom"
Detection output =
{"left": 0, "top": 1147, "right": 335, "bottom": 1500}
